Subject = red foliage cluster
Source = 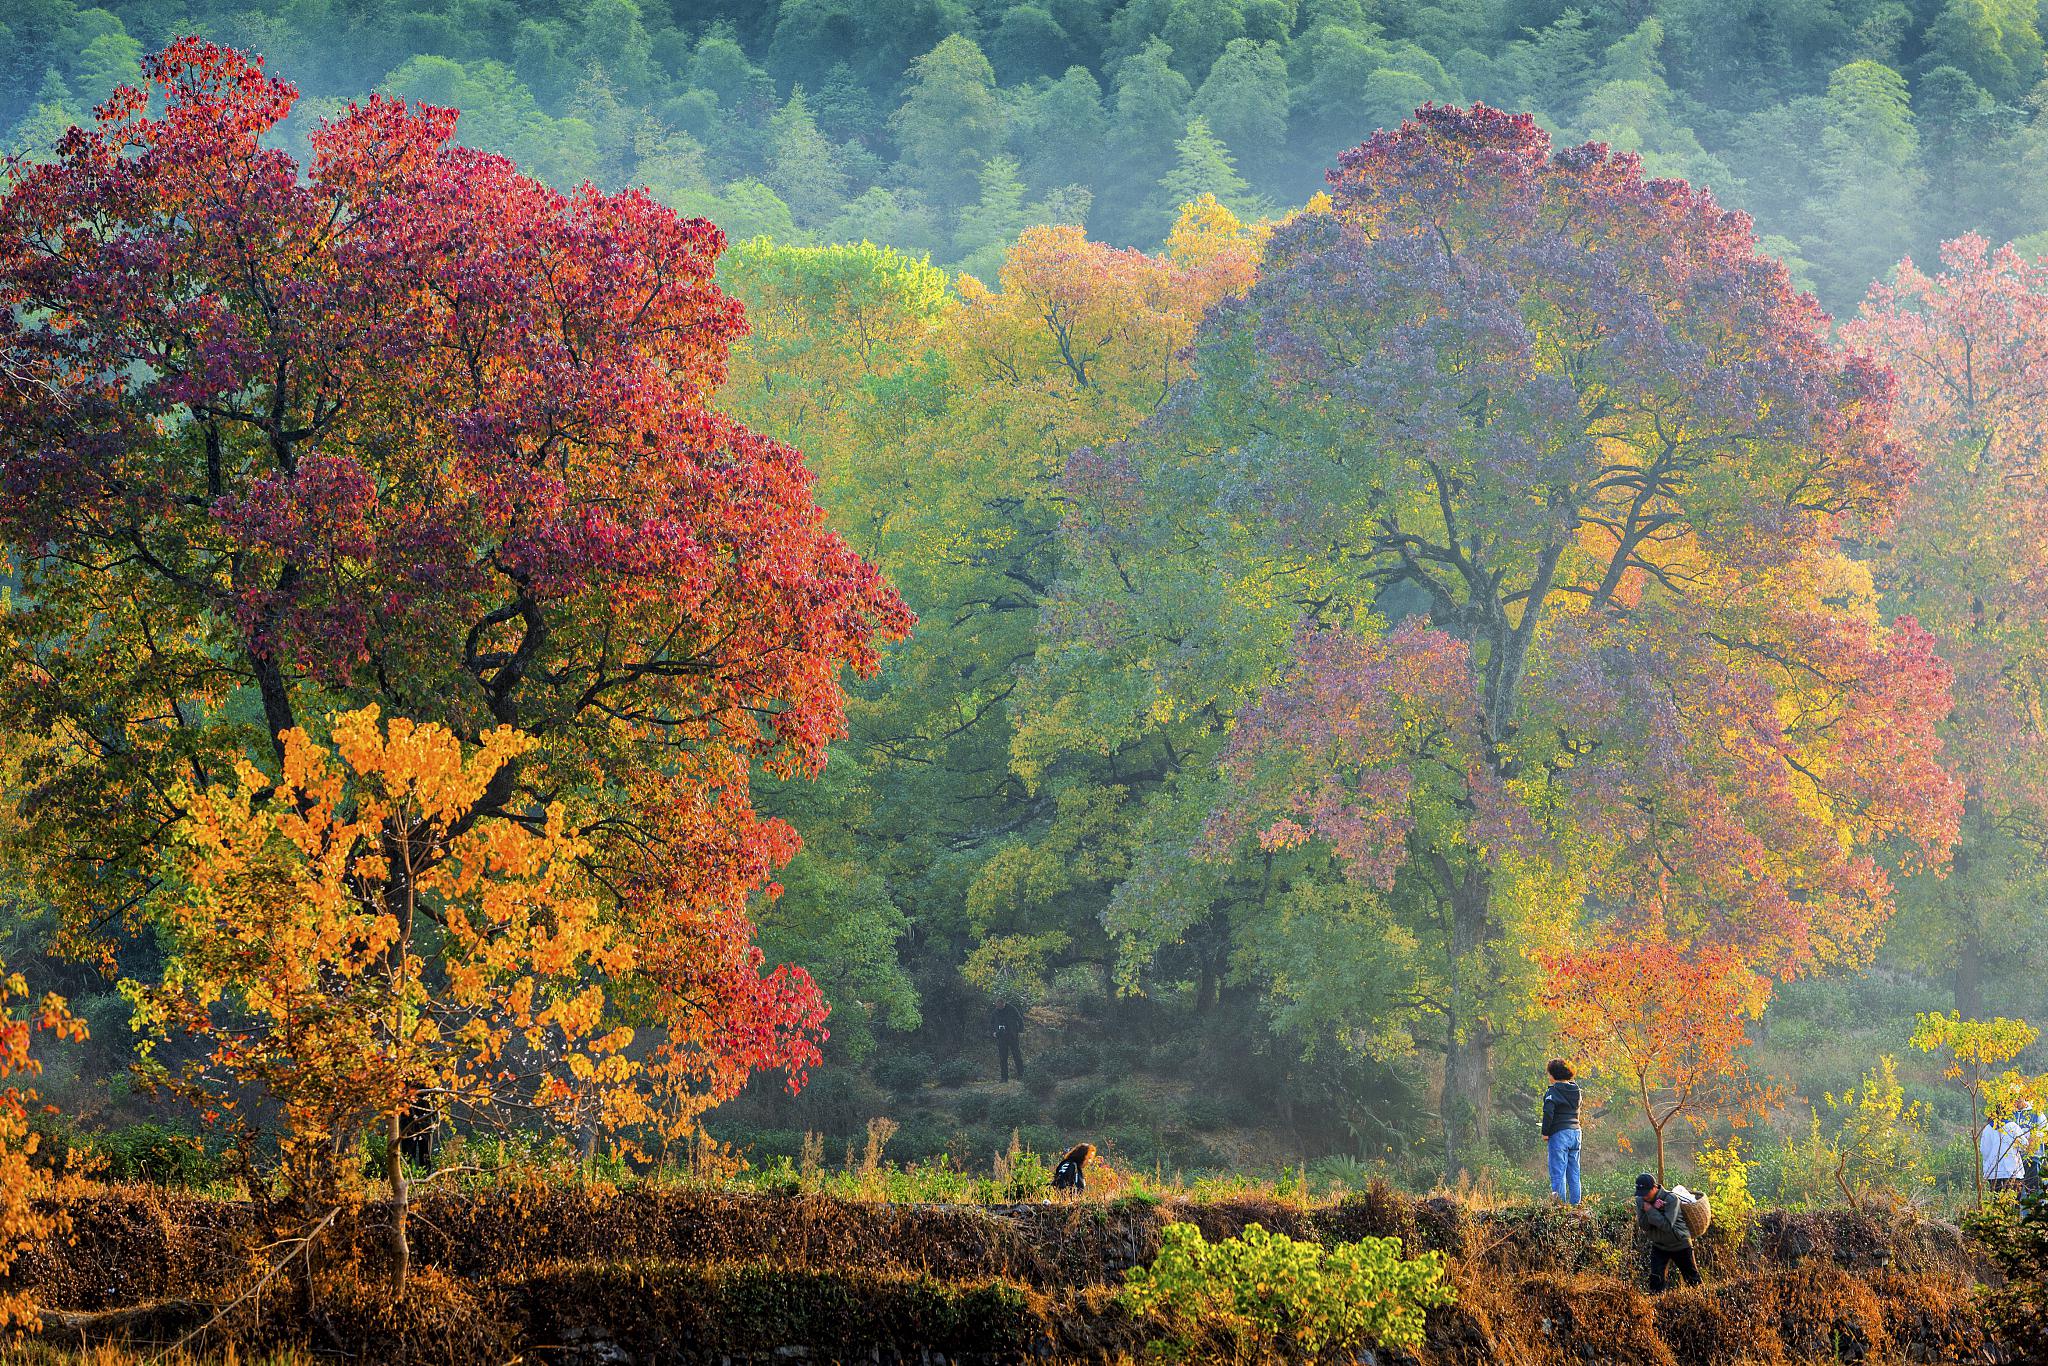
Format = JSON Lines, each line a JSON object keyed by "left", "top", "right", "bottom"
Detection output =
{"left": 0, "top": 39, "right": 912, "bottom": 1104}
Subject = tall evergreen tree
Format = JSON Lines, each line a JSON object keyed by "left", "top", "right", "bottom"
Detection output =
{"left": 1100, "top": 38, "right": 1194, "bottom": 241}
{"left": 767, "top": 87, "right": 849, "bottom": 228}
{"left": 1192, "top": 37, "right": 1290, "bottom": 173}
{"left": 891, "top": 34, "right": 1005, "bottom": 213}
{"left": 1160, "top": 114, "right": 1252, "bottom": 219}
{"left": 1812, "top": 60, "right": 1924, "bottom": 305}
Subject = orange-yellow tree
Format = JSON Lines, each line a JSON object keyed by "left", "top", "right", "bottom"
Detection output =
{"left": 131, "top": 706, "right": 637, "bottom": 1295}
{"left": 0, "top": 968, "right": 83, "bottom": 1329}
{"left": 1540, "top": 939, "right": 1774, "bottom": 1183}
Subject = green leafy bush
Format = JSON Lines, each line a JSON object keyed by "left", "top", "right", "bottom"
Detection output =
{"left": 987, "top": 1093, "right": 1038, "bottom": 1131}
{"left": 1119, "top": 1220, "right": 1454, "bottom": 1357}
{"left": 88, "top": 1122, "right": 225, "bottom": 1187}
{"left": 1054, "top": 1081, "right": 1141, "bottom": 1129}
{"left": 1179, "top": 1094, "right": 1230, "bottom": 1133}
{"left": 873, "top": 1052, "right": 931, "bottom": 1095}
{"left": 934, "top": 1057, "right": 977, "bottom": 1089}
{"left": 1043, "top": 1043, "right": 1100, "bottom": 1080}
{"left": 999, "top": 1146, "right": 1052, "bottom": 1201}
{"left": 1964, "top": 1193, "right": 2047, "bottom": 1361}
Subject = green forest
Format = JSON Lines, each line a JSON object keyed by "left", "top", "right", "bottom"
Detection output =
{"left": 3, "top": 0, "right": 2046, "bottom": 1219}
{"left": 13, "top": 0, "right": 2048, "bottom": 309}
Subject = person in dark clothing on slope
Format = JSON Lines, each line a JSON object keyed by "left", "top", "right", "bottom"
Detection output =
{"left": 1541, "top": 1059, "right": 1583, "bottom": 1205}
{"left": 992, "top": 1000, "right": 1025, "bottom": 1082}
{"left": 1635, "top": 1173, "right": 1702, "bottom": 1292}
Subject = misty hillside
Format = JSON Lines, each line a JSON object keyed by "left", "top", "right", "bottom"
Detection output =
{"left": 5, "top": 0, "right": 2044, "bottom": 312}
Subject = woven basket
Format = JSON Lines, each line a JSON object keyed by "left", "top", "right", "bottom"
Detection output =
{"left": 1679, "top": 1193, "right": 1712, "bottom": 1236}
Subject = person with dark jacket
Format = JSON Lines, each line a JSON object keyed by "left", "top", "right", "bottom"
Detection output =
{"left": 992, "top": 1000, "right": 1025, "bottom": 1082}
{"left": 1635, "top": 1173, "right": 1702, "bottom": 1292}
{"left": 1541, "top": 1059, "right": 1583, "bottom": 1205}
{"left": 1053, "top": 1142, "right": 1093, "bottom": 1192}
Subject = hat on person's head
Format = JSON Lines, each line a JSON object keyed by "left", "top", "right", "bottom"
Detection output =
{"left": 1635, "top": 1173, "right": 1657, "bottom": 1195}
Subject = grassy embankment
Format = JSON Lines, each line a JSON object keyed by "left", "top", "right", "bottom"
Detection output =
{"left": 8, "top": 1149, "right": 2027, "bottom": 1366}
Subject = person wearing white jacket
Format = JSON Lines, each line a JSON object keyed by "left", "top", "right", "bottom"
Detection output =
{"left": 1981, "top": 1111, "right": 2027, "bottom": 1193}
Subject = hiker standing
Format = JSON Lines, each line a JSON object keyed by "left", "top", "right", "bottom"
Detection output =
{"left": 992, "top": 999, "right": 1025, "bottom": 1083}
{"left": 1541, "top": 1059, "right": 1583, "bottom": 1206}
{"left": 1635, "top": 1173, "right": 1702, "bottom": 1292}
{"left": 1982, "top": 1106, "right": 2027, "bottom": 1194}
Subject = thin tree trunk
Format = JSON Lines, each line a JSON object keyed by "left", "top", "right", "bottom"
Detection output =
{"left": 385, "top": 1107, "right": 409, "bottom": 1299}
{"left": 383, "top": 821, "right": 417, "bottom": 1302}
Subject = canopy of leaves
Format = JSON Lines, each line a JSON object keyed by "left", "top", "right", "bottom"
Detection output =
{"left": 0, "top": 40, "right": 909, "bottom": 1136}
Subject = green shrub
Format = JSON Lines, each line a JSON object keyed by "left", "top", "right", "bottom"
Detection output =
{"left": 1017, "top": 1123, "right": 1062, "bottom": 1154}
{"left": 934, "top": 1057, "right": 977, "bottom": 1089}
{"left": 1180, "top": 1094, "right": 1229, "bottom": 1133}
{"left": 1044, "top": 1043, "right": 1100, "bottom": 1080}
{"left": 1964, "top": 1193, "right": 2047, "bottom": 1361}
{"left": 955, "top": 1092, "right": 991, "bottom": 1123}
{"left": 889, "top": 1120, "right": 956, "bottom": 1163}
{"left": 1099, "top": 1122, "right": 1167, "bottom": 1169}
{"left": 1002, "top": 1147, "right": 1052, "bottom": 1201}
{"left": 873, "top": 1052, "right": 931, "bottom": 1095}
{"left": 988, "top": 1093, "right": 1038, "bottom": 1131}
{"left": 88, "top": 1122, "right": 225, "bottom": 1186}
{"left": 1119, "top": 1220, "right": 1454, "bottom": 1357}
{"left": 1054, "top": 1081, "right": 1141, "bottom": 1129}
{"left": 880, "top": 1156, "right": 976, "bottom": 1202}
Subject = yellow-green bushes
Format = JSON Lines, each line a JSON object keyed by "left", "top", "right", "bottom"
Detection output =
{"left": 1117, "top": 1218, "right": 1453, "bottom": 1357}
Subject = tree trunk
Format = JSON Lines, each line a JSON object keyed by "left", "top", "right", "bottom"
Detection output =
{"left": 385, "top": 1107, "right": 409, "bottom": 1300}
{"left": 1441, "top": 1020, "right": 1494, "bottom": 1180}
{"left": 381, "top": 824, "right": 417, "bottom": 1304}
{"left": 1954, "top": 931, "right": 1984, "bottom": 1020}
{"left": 1653, "top": 1123, "right": 1667, "bottom": 1186}
{"left": 1438, "top": 860, "right": 1497, "bottom": 1180}
{"left": 1194, "top": 915, "right": 1229, "bottom": 1015}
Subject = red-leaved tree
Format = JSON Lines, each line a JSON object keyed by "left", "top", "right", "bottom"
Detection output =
{"left": 1843, "top": 235, "right": 2048, "bottom": 1015}
{"left": 0, "top": 40, "right": 911, "bottom": 1164}
{"left": 1541, "top": 939, "right": 1777, "bottom": 1183}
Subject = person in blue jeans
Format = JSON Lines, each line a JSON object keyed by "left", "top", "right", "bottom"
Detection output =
{"left": 1541, "top": 1058, "right": 1583, "bottom": 1205}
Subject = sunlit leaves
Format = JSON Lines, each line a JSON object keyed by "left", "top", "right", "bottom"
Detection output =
{"left": 1540, "top": 935, "right": 1776, "bottom": 1180}
{"left": 130, "top": 708, "right": 641, "bottom": 1172}
{"left": 0, "top": 38, "right": 912, "bottom": 1148}
{"left": 0, "top": 967, "right": 82, "bottom": 1329}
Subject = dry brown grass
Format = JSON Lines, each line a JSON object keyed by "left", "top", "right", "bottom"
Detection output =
{"left": 5, "top": 1181, "right": 2006, "bottom": 1365}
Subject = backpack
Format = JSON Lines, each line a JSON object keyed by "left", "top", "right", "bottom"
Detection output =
{"left": 1669, "top": 1184, "right": 1713, "bottom": 1236}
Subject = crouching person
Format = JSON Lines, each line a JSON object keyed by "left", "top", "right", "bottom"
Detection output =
{"left": 1635, "top": 1173, "right": 1702, "bottom": 1292}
